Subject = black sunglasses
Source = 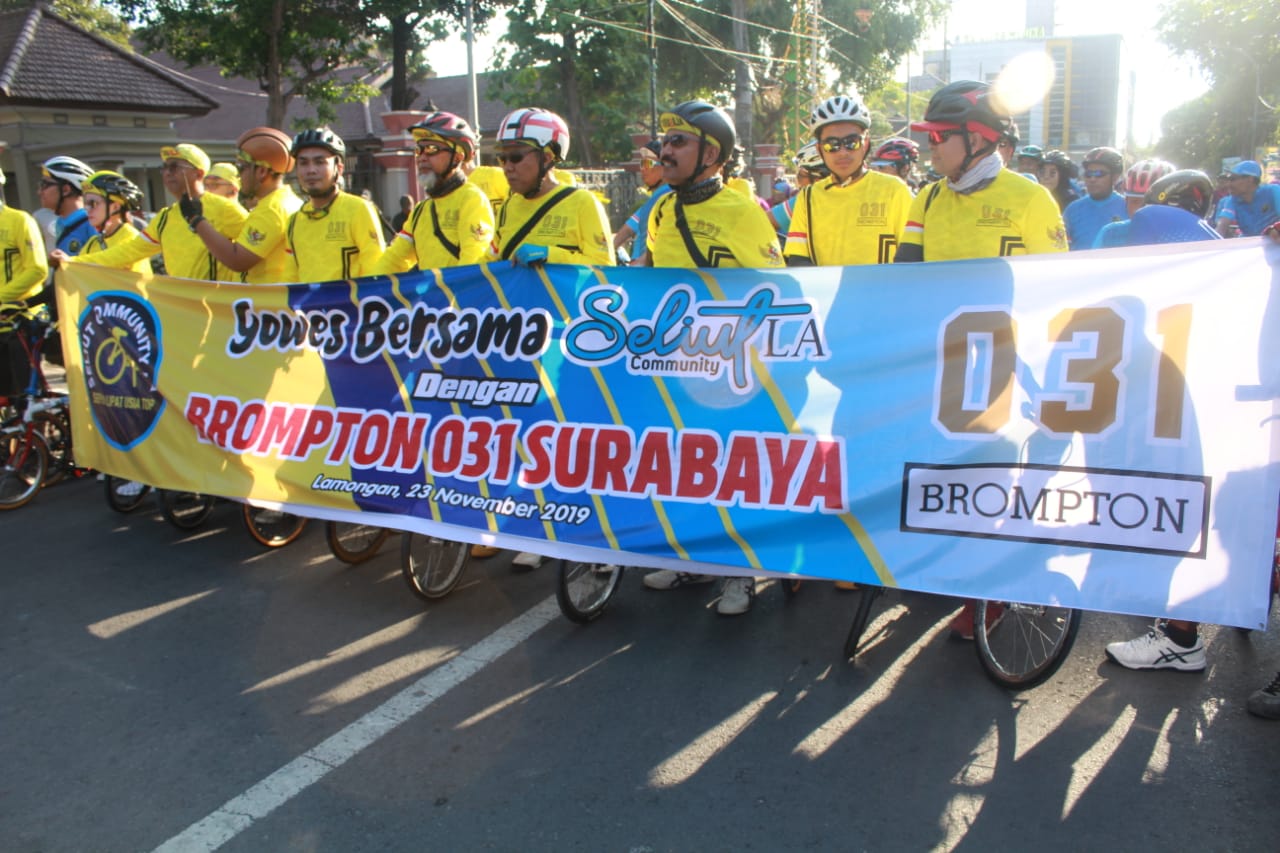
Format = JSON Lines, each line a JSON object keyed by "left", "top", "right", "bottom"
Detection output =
{"left": 820, "top": 133, "right": 865, "bottom": 153}
{"left": 496, "top": 149, "right": 537, "bottom": 165}
{"left": 416, "top": 142, "right": 451, "bottom": 156}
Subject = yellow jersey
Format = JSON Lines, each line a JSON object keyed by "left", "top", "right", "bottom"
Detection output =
{"left": 647, "top": 186, "right": 783, "bottom": 269}
{"left": 468, "top": 165, "right": 509, "bottom": 217}
{"left": 0, "top": 205, "right": 49, "bottom": 302}
{"left": 237, "top": 184, "right": 302, "bottom": 284}
{"left": 82, "top": 222, "right": 150, "bottom": 274}
{"left": 374, "top": 181, "right": 495, "bottom": 273}
{"left": 285, "top": 192, "right": 386, "bottom": 282}
{"left": 898, "top": 169, "right": 1067, "bottom": 261}
{"left": 784, "top": 171, "right": 912, "bottom": 266}
{"left": 491, "top": 185, "right": 614, "bottom": 266}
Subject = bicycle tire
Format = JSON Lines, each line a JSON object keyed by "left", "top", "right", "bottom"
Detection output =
{"left": 556, "top": 560, "right": 624, "bottom": 623}
{"left": 0, "top": 430, "right": 49, "bottom": 510}
{"left": 160, "top": 490, "right": 216, "bottom": 529}
{"left": 400, "top": 533, "right": 470, "bottom": 600}
{"left": 104, "top": 475, "right": 151, "bottom": 513}
{"left": 33, "top": 410, "right": 72, "bottom": 487}
{"left": 973, "top": 600, "right": 1081, "bottom": 689}
{"left": 242, "top": 504, "right": 309, "bottom": 548}
{"left": 326, "top": 521, "right": 389, "bottom": 564}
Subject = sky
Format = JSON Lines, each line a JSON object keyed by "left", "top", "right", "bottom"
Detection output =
{"left": 431, "top": 0, "right": 1209, "bottom": 146}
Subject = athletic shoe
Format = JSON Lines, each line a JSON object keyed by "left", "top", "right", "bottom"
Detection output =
{"left": 470, "top": 545, "right": 500, "bottom": 559}
{"left": 642, "top": 570, "right": 715, "bottom": 590}
{"left": 1104, "top": 627, "right": 1205, "bottom": 672}
{"left": 511, "top": 551, "right": 544, "bottom": 569}
{"left": 716, "top": 577, "right": 755, "bottom": 616}
{"left": 1247, "top": 671, "right": 1280, "bottom": 720}
{"left": 119, "top": 480, "right": 145, "bottom": 496}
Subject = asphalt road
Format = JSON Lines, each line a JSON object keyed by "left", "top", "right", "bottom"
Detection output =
{"left": 4, "top": 477, "right": 1280, "bottom": 852}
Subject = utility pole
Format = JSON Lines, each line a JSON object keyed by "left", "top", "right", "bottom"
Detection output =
{"left": 649, "top": 0, "right": 658, "bottom": 140}
{"left": 731, "top": 0, "right": 752, "bottom": 157}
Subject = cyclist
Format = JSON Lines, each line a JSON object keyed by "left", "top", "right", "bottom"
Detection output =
{"left": 895, "top": 81, "right": 1066, "bottom": 264}
{"left": 80, "top": 171, "right": 150, "bottom": 274}
{"left": 204, "top": 163, "right": 242, "bottom": 202}
{"left": 641, "top": 99, "right": 783, "bottom": 615}
{"left": 489, "top": 107, "right": 614, "bottom": 267}
{"left": 186, "top": 126, "right": 300, "bottom": 284}
{"left": 0, "top": 169, "right": 48, "bottom": 304}
{"left": 1118, "top": 157, "right": 1174, "bottom": 218}
{"left": 1038, "top": 149, "right": 1079, "bottom": 211}
{"left": 373, "top": 112, "right": 495, "bottom": 271}
{"left": 38, "top": 156, "right": 96, "bottom": 258}
{"left": 284, "top": 128, "right": 386, "bottom": 281}
{"left": 785, "top": 94, "right": 913, "bottom": 266}
{"left": 55, "top": 143, "right": 246, "bottom": 281}
{"left": 867, "top": 137, "right": 920, "bottom": 190}
{"left": 770, "top": 141, "right": 827, "bottom": 236}
{"left": 995, "top": 121, "right": 1021, "bottom": 171}
{"left": 612, "top": 140, "right": 668, "bottom": 263}
{"left": 1062, "top": 147, "right": 1127, "bottom": 250}
{"left": 1015, "top": 144, "right": 1044, "bottom": 178}
{"left": 1093, "top": 169, "right": 1220, "bottom": 248}
{"left": 1215, "top": 160, "right": 1280, "bottom": 238}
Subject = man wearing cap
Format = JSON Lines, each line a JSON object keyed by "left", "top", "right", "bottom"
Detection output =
{"left": 184, "top": 127, "right": 300, "bottom": 284}
{"left": 612, "top": 140, "right": 669, "bottom": 263}
{"left": 895, "top": 81, "right": 1066, "bottom": 263}
{"left": 57, "top": 143, "right": 245, "bottom": 281}
{"left": 1215, "top": 160, "right": 1280, "bottom": 238}
{"left": 204, "top": 163, "right": 242, "bottom": 202}
{"left": 0, "top": 169, "right": 49, "bottom": 303}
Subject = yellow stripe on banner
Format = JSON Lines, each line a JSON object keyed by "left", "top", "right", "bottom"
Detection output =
{"left": 838, "top": 513, "right": 895, "bottom": 587}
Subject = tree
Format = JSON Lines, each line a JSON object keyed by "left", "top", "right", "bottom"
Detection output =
{"left": 110, "top": 0, "right": 380, "bottom": 128}
{"left": 1, "top": 0, "right": 132, "bottom": 46}
{"left": 1156, "top": 0, "right": 1279, "bottom": 169}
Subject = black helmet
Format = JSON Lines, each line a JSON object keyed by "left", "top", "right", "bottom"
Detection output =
{"left": 290, "top": 127, "right": 346, "bottom": 158}
{"left": 1145, "top": 169, "right": 1214, "bottom": 218}
{"left": 1041, "top": 149, "right": 1078, "bottom": 180}
{"left": 912, "top": 80, "right": 1011, "bottom": 142}
{"left": 85, "top": 170, "right": 143, "bottom": 212}
{"left": 1082, "top": 146, "right": 1124, "bottom": 176}
{"left": 660, "top": 100, "right": 736, "bottom": 164}
{"left": 1000, "top": 120, "right": 1021, "bottom": 148}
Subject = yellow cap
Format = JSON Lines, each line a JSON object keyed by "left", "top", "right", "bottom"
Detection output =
{"left": 159, "top": 143, "right": 210, "bottom": 172}
{"left": 207, "top": 162, "right": 241, "bottom": 189}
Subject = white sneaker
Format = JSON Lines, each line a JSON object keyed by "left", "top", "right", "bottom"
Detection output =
{"left": 716, "top": 577, "right": 755, "bottom": 616}
{"left": 1105, "top": 627, "right": 1205, "bottom": 671}
{"left": 642, "top": 569, "right": 715, "bottom": 590}
{"left": 118, "top": 480, "right": 145, "bottom": 497}
{"left": 512, "top": 551, "right": 544, "bottom": 569}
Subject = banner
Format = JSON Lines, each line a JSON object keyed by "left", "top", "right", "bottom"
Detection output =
{"left": 58, "top": 240, "right": 1280, "bottom": 628}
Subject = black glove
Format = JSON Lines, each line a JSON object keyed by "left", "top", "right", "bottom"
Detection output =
{"left": 179, "top": 193, "right": 204, "bottom": 227}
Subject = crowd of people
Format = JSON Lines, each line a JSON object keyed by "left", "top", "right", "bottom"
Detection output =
{"left": 2, "top": 84, "right": 1279, "bottom": 711}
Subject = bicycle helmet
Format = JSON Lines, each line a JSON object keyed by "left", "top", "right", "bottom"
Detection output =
{"left": 1040, "top": 149, "right": 1078, "bottom": 180}
{"left": 793, "top": 140, "right": 826, "bottom": 173}
{"left": 872, "top": 137, "right": 920, "bottom": 166}
{"left": 496, "top": 107, "right": 571, "bottom": 160}
{"left": 84, "top": 170, "right": 143, "bottom": 212}
{"left": 810, "top": 94, "right": 872, "bottom": 134}
{"left": 42, "top": 156, "right": 93, "bottom": 192}
{"left": 237, "top": 127, "right": 294, "bottom": 174}
{"left": 1000, "top": 120, "right": 1021, "bottom": 148}
{"left": 659, "top": 100, "right": 735, "bottom": 165}
{"left": 1082, "top": 146, "right": 1124, "bottom": 176}
{"left": 290, "top": 127, "right": 346, "bottom": 159}
{"left": 1123, "top": 158, "right": 1176, "bottom": 198}
{"left": 1145, "top": 169, "right": 1214, "bottom": 218}
{"left": 1017, "top": 144, "right": 1044, "bottom": 164}
{"left": 723, "top": 145, "right": 746, "bottom": 178}
{"left": 411, "top": 111, "right": 480, "bottom": 161}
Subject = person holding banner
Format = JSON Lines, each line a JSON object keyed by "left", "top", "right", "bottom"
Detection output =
{"left": 0, "top": 169, "right": 48, "bottom": 303}
{"left": 373, "top": 112, "right": 494, "bottom": 273}
{"left": 78, "top": 171, "right": 150, "bottom": 274}
{"left": 54, "top": 144, "right": 246, "bottom": 282}
{"left": 489, "top": 107, "right": 614, "bottom": 268}
{"left": 783, "top": 94, "right": 912, "bottom": 266}
{"left": 185, "top": 127, "right": 300, "bottom": 284}
{"left": 642, "top": 99, "right": 784, "bottom": 615}
{"left": 284, "top": 128, "right": 386, "bottom": 282}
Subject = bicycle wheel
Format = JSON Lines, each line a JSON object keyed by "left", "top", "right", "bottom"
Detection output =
{"left": 33, "top": 410, "right": 71, "bottom": 487}
{"left": 0, "top": 430, "right": 48, "bottom": 510}
{"left": 104, "top": 475, "right": 151, "bottom": 513}
{"left": 400, "top": 533, "right": 470, "bottom": 600}
{"left": 974, "top": 600, "right": 1081, "bottom": 689}
{"left": 160, "top": 490, "right": 216, "bottom": 529}
{"left": 326, "top": 521, "right": 389, "bottom": 564}
{"left": 556, "top": 560, "right": 624, "bottom": 623}
{"left": 242, "top": 504, "right": 309, "bottom": 548}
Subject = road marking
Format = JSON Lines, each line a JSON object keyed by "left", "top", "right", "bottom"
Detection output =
{"left": 153, "top": 596, "right": 562, "bottom": 853}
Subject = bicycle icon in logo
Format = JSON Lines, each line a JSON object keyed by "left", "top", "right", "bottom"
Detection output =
{"left": 94, "top": 327, "right": 145, "bottom": 389}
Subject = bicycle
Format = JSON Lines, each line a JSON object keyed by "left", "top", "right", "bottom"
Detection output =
{"left": 326, "top": 521, "right": 391, "bottom": 564}
{"left": 400, "top": 533, "right": 471, "bottom": 600}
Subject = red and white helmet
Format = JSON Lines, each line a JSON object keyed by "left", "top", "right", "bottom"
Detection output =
{"left": 1123, "top": 159, "right": 1176, "bottom": 198}
{"left": 496, "top": 108, "right": 570, "bottom": 160}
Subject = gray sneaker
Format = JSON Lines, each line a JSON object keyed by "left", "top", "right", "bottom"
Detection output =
{"left": 716, "top": 577, "right": 755, "bottom": 616}
{"left": 1247, "top": 671, "right": 1280, "bottom": 720}
{"left": 1104, "top": 627, "right": 1205, "bottom": 671}
{"left": 642, "top": 570, "right": 715, "bottom": 590}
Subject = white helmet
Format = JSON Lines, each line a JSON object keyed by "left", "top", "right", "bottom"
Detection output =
{"left": 42, "top": 156, "right": 94, "bottom": 191}
{"left": 810, "top": 95, "right": 872, "bottom": 134}
{"left": 496, "top": 108, "right": 571, "bottom": 160}
{"left": 794, "top": 140, "right": 825, "bottom": 171}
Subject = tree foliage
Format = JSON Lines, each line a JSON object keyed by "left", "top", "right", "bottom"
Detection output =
{"left": 1157, "top": 0, "right": 1280, "bottom": 169}
{"left": 0, "top": 0, "right": 133, "bottom": 46}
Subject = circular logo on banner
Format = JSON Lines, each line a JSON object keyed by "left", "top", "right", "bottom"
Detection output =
{"left": 79, "top": 292, "right": 165, "bottom": 450}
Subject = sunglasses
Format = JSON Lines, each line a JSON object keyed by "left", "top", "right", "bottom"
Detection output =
{"left": 820, "top": 133, "right": 865, "bottom": 153}
{"left": 416, "top": 142, "right": 451, "bottom": 156}
{"left": 660, "top": 134, "right": 694, "bottom": 149}
{"left": 496, "top": 149, "right": 537, "bottom": 165}
{"left": 39, "top": 179, "right": 60, "bottom": 189}
{"left": 1083, "top": 169, "right": 1110, "bottom": 179}
{"left": 927, "top": 129, "right": 963, "bottom": 146}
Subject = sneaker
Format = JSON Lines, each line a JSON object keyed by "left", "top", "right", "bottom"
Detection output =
{"left": 642, "top": 570, "right": 715, "bottom": 590}
{"left": 511, "top": 551, "right": 544, "bottom": 569}
{"left": 716, "top": 577, "right": 755, "bottom": 616}
{"left": 1105, "top": 627, "right": 1206, "bottom": 672}
{"left": 118, "top": 480, "right": 145, "bottom": 497}
{"left": 1247, "top": 671, "right": 1280, "bottom": 720}
{"left": 470, "top": 545, "right": 500, "bottom": 559}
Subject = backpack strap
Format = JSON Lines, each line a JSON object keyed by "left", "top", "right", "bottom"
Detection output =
{"left": 429, "top": 201, "right": 461, "bottom": 260}
{"left": 498, "top": 186, "right": 577, "bottom": 260}
{"left": 673, "top": 198, "right": 711, "bottom": 268}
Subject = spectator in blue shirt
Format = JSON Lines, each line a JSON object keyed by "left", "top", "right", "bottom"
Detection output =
{"left": 38, "top": 156, "right": 97, "bottom": 256}
{"left": 1063, "top": 147, "right": 1127, "bottom": 250}
{"left": 1094, "top": 169, "right": 1220, "bottom": 249}
{"left": 1215, "top": 160, "right": 1280, "bottom": 237}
